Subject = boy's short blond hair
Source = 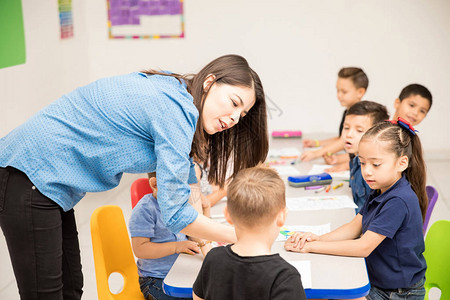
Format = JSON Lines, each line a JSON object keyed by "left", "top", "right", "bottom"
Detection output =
{"left": 227, "top": 166, "right": 285, "bottom": 227}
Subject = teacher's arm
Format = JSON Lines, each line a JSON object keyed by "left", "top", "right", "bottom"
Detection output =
{"left": 149, "top": 93, "right": 236, "bottom": 243}
{"left": 187, "top": 181, "right": 236, "bottom": 244}
{"left": 181, "top": 213, "right": 236, "bottom": 244}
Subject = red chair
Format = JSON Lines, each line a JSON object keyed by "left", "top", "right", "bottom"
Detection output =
{"left": 130, "top": 178, "right": 153, "bottom": 209}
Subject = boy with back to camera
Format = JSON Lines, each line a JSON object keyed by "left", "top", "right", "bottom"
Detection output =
{"left": 341, "top": 101, "right": 389, "bottom": 212}
{"left": 193, "top": 166, "right": 306, "bottom": 300}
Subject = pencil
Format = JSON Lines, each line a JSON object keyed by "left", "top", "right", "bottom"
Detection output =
{"left": 333, "top": 183, "right": 344, "bottom": 190}
{"left": 325, "top": 185, "right": 331, "bottom": 193}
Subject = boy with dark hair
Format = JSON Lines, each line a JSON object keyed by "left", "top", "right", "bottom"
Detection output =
{"left": 342, "top": 101, "right": 390, "bottom": 211}
{"left": 393, "top": 83, "right": 432, "bottom": 126}
{"left": 193, "top": 166, "right": 306, "bottom": 300}
{"left": 301, "top": 67, "right": 369, "bottom": 162}
{"left": 130, "top": 172, "right": 203, "bottom": 300}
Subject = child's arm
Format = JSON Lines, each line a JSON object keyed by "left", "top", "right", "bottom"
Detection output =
{"left": 286, "top": 214, "right": 363, "bottom": 249}
{"left": 207, "top": 185, "right": 227, "bottom": 207}
{"left": 318, "top": 136, "right": 340, "bottom": 147}
{"left": 193, "top": 292, "right": 204, "bottom": 300}
{"left": 301, "top": 137, "right": 343, "bottom": 161}
{"left": 303, "top": 136, "right": 339, "bottom": 148}
{"left": 323, "top": 153, "right": 350, "bottom": 166}
{"left": 323, "top": 137, "right": 345, "bottom": 153}
{"left": 324, "top": 161, "right": 350, "bottom": 173}
{"left": 285, "top": 214, "right": 386, "bottom": 257}
{"left": 193, "top": 164, "right": 211, "bottom": 217}
{"left": 287, "top": 230, "right": 385, "bottom": 257}
{"left": 200, "top": 193, "right": 211, "bottom": 218}
{"left": 132, "top": 237, "right": 200, "bottom": 259}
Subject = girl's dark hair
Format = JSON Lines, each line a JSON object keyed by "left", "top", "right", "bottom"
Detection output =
{"left": 338, "top": 67, "right": 369, "bottom": 90}
{"left": 142, "top": 54, "right": 268, "bottom": 187}
{"left": 361, "top": 122, "right": 428, "bottom": 220}
{"left": 346, "top": 100, "right": 389, "bottom": 125}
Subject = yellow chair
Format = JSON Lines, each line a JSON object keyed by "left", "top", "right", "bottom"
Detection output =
{"left": 90, "top": 205, "right": 145, "bottom": 300}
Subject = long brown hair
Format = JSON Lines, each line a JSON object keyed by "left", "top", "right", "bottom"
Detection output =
{"left": 361, "top": 122, "right": 428, "bottom": 220}
{"left": 142, "top": 54, "right": 268, "bottom": 187}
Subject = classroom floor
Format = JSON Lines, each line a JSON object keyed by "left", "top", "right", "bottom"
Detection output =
{"left": 1, "top": 156, "right": 449, "bottom": 300}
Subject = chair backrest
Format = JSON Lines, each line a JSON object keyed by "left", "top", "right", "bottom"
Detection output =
{"left": 424, "top": 220, "right": 450, "bottom": 300}
{"left": 423, "top": 186, "right": 439, "bottom": 233}
{"left": 90, "top": 205, "right": 145, "bottom": 300}
{"left": 130, "top": 178, "right": 153, "bottom": 209}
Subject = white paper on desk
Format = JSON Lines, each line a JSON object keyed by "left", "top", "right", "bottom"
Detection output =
{"left": 268, "top": 147, "right": 301, "bottom": 158}
{"left": 288, "top": 260, "right": 312, "bottom": 289}
{"left": 276, "top": 224, "right": 331, "bottom": 241}
{"left": 308, "top": 164, "right": 350, "bottom": 180}
{"left": 271, "top": 165, "right": 300, "bottom": 176}
{"left": 287, "top": 195, "right": 357, "bottom": 210}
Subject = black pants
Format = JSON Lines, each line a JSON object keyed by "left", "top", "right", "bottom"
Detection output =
{"left": 0, "top": 167, "right": 83, "bottom": 300}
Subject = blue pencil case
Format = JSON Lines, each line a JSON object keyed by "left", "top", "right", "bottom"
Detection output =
{"left": 287, "top": 173, "right": 333, "bottom": 188}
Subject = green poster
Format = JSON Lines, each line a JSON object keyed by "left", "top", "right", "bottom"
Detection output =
{"left": 0, "top": 0, "right": 26, "bottom": 69}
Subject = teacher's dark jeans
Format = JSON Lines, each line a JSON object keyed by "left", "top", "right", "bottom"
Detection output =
{"left": 0, "top": 167, "right": 83, "bottom": 300}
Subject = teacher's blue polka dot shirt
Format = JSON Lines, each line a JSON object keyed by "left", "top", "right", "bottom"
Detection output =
{"left": 0, "top": 72, "right": 199, "bottom": 233}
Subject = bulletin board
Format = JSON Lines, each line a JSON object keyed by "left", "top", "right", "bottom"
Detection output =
{"left": 107, "top": 0, "right": 185, "bottom": 39}
{"left": 0, "top": 0, "right": 26, "bottom": 69}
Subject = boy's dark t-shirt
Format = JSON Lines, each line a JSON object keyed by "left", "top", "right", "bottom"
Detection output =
{"left": 193, "top": 245, "right": 306, "bottom": 300}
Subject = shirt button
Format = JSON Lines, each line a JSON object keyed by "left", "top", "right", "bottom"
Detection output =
{"left": 32, "top": 186, "right": 36, "bottom": 190}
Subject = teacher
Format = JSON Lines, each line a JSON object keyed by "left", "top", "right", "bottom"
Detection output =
{"left": 0, "top": 54, "right": 268, "bottom": 300}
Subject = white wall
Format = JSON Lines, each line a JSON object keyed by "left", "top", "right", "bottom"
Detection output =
{"left": 2, "top": 0, "right": 450, "bottom": 154}
{"left": 0, "top": 0, "right": 89, "bottom": 136}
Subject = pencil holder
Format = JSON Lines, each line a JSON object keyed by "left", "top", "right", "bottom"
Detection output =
{"left": 287, "top": 173, "right": 333, "bottom": 188}
{"left": 272, "top": 130, "right": 302, "bottom": 138}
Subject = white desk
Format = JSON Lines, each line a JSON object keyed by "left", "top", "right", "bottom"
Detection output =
{"left": 163, "top": 137, "right": 370, "bottom": 298}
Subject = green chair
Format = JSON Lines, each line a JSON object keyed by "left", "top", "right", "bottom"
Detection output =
{"left": 424, "top": 220, "right": 450, "bottom": 300}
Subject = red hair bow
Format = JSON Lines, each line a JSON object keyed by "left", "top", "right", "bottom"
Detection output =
{"left": 388, "top": 117, "right": 418, "bottom": 135}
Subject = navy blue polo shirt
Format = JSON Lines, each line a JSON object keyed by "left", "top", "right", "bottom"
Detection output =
{"left": 349, "top": 155, "right": 372, "bottom": 213}
{"left": 360, "top": 175, "right": 426, "bottom": 289}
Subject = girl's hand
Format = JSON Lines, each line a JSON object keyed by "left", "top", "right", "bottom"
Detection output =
{"left": 285, "top": 232, "right": 319, "bottom": 249}
{"left": 175, "top": 240, "right": 200, "bottom": 255}
{"left": 323, "top": 153, "right": 337, "bottom": 165}
{"left": 285, "top": 239, "right": 311, "bottom": 253}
